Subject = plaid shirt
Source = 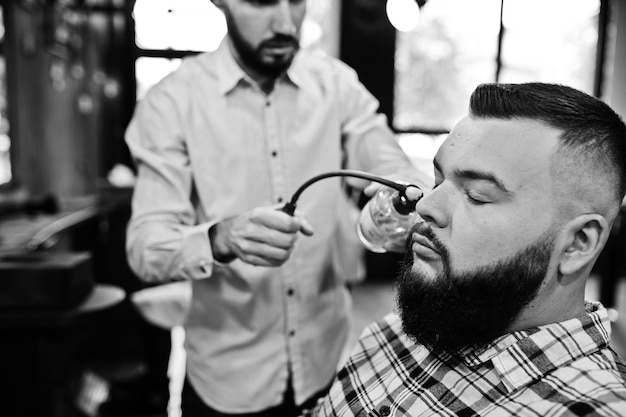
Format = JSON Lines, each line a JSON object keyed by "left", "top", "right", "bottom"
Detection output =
{"left": 312, "top": 301, "right": 626, "bottom": 416}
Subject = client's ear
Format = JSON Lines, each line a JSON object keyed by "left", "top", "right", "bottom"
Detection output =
{"left": 558, "top": 214, "right": 610, "bottom": 276}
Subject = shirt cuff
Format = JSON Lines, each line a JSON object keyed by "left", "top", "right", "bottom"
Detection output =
{"left": 180, "top": 220, "right": 227, "bottom": 279}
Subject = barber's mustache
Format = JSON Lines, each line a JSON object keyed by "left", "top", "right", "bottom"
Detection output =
{"left": 260, "top": 35, "right": 299, "bottom": 49}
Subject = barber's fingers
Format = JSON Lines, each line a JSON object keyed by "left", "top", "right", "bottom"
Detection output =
{"left": 232, "top": 209, "right": 294, "bottom": 243}
{"left": 293, "top": 209, "right": 314, "bottom": 236}
{"left": 363, "top": 182, "right": 381, "bottom": 197}
{"left": 235, "top": 239, "right": 297, "bottom": 267}
{"left": 228, "top": 206, "right": 314, "bottom": 266}
{"left": 268, "top": 204, "right": 315, "bottom": 236}
{"left": 255, "top": 206, "right": 315, "bottom": 236}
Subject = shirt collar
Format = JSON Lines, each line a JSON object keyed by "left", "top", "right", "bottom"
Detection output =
{"left": 213, "top": 37, "right": 313, "bottom": 96}
{"left": 459, "top": 301, "right": 612, "bottom": 392}
{"left": 284, "top": 50, "right": 315, "bottom": 92}
{"left": 214, "top": 38, "right": 247, "bottom": 95}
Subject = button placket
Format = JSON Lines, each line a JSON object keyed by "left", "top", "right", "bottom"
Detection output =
{"left": 264, "top": 97, "right": 286, "bottom": 208}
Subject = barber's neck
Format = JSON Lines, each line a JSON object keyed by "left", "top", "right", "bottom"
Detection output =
{"left": 256, "top": 78, "right": 277, "bottom": 95}
{"left": 241, "top": 65, "right": 279, "bottom": 96}
{"left": 227, "top": 40, "right": 281, "bottom": 95}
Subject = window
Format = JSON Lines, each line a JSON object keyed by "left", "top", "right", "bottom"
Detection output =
{"left": 394, "top": 0, "right": 603, "bottom": 132}
{"left": 132, "top": 0, "right": 334, "bottom": 100}
{"left": 391, "top": 0, "right": 607, "bottom": 186}
{"left": 0, "top": 6, "right": 10, "bottom": 186}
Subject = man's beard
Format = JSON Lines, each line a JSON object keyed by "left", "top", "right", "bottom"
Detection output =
{"left": 228, "top": 18, "right": 299, "bottom": 79}
{"left": 396, "top": 222, "right": 555, "bottom": 351}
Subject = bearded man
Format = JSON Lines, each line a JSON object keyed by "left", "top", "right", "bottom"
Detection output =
{"left": 312, "top": 82, "right": 626, "bottom": 417}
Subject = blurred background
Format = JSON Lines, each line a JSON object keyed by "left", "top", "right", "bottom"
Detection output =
{"left": 0, "top": 1, "right": 625, "bottom": 416}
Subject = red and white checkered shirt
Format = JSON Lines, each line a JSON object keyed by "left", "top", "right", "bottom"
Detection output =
{"left": 312, "top": 301, "right": 626, "bottom": 417}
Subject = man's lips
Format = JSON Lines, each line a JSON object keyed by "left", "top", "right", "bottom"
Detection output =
{"left": 411, "top": 232, "right": 440, "bottom": 258}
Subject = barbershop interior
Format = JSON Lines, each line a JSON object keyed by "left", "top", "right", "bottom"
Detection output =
{"left": 1, "top": 0, "right": 626, "bottom": 416}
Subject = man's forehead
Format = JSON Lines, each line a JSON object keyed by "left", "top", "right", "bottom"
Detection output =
{"left": 437, "top": 117, "right": 560, "bottom": 164}
{"left": 434, "top": 116, "right": 561, "bottom": 187}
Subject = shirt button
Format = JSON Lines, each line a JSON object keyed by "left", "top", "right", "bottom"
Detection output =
{"left": 289, "top": 330, "right": 296, "bottom": 337}
{"left": 277, "top": 197, "right": 283, "bottom": 203}
{"left": 271, "top": 150, "right": 277, "bottom": 157}
{"left": 379, "top": 405, "right": 391, "bottom": 416}
{"left": 287, "top": 288, "right": 294, "bottom": 296}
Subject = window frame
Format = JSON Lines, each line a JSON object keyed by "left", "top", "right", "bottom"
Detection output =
{"left": 396, "top": 0, "right": 611, "bottom": 135}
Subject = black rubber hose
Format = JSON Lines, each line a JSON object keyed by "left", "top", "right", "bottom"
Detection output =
{"left": 280, "top": 169, "right": 416, "bottom": 216}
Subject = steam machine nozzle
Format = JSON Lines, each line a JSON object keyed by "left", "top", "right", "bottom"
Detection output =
{"left": 280, "top": 170, "right": 419, "bottom": 216}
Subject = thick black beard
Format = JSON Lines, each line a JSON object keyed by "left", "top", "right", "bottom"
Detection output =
{"left": 228, "top": 17, "right": 299, "bottom": 79}
{"left": 396, "top": 223, "right": 554, "bottom": 351}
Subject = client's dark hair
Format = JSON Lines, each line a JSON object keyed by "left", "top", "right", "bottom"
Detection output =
{"left": 469, "top": 82, "right": 626, "bottom": 202}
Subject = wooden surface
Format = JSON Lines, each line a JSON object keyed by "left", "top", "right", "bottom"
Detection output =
{"left": 0, "top": 194, "right": 104, "bottom": 256}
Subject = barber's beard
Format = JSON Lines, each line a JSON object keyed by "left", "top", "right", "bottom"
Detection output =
{"left": 396, "top": 223, "right": 555, "bottom": 351}
{"left": 228, "top": 19, "right": 299, "bottom": 79}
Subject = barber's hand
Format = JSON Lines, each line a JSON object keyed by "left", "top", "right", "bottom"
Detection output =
{"left": 210, "top": 206, "right": 314, "bottom": 267}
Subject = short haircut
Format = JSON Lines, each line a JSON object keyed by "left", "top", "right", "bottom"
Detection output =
{"left": 469, "top": 82, "right": 626, "bottom": 202}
